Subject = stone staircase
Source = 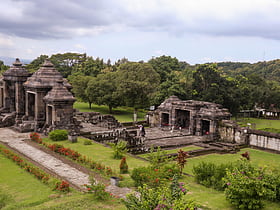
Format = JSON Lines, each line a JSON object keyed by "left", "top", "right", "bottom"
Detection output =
{"left": 0, "top": 112, "right": 16, "bottom": 128}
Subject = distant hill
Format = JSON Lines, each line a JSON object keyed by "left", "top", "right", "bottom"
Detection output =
{"left": 0, "top": 56, "right": 31, "bottom": 66}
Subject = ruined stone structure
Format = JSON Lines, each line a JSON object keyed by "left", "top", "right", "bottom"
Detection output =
{"left": 0, "top": 58, "right": 76, "bottom": 133}
{"left": 149, "top": 96, "right": 231, "bottom": 139}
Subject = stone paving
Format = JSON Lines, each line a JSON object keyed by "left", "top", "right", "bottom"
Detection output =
{"left": 0, "top": 128, "right": 131, "bottom": 198}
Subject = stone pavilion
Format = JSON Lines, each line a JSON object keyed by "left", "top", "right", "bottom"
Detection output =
{"left": 0, "top": 58, "right": 76, "bottom": 132}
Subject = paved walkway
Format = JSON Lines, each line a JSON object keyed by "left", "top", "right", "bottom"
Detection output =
{"left": 0, "top": 128, "right": 131, "bottom": 198}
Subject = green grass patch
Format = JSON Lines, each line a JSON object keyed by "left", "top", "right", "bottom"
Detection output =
{"left": 236, "top": 117, "right": 280, "bottom": 132}
{"left": 26, "top": 194, "right": 125, "bottom": 210}
{"left": 43, "top": 137, "right": 148, "bottom": 188}
{"left": 183, "top": 148, "right": 280, "bottom": 175}
{"left": 180, "top": 148, "right": 280, "bottom": 209}
{"left": 138, "top": 145, "right": 203, "bottom": 159}
{"left": 73, "top": 102, "right": 146, "bottom": 122}
{"left": 0, "top": 153, "right": 54, "bottom": 209}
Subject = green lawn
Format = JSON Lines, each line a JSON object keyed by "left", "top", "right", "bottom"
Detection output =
{"left": 35, "top": 137, "right": 280, "bottom": 209}
{"left": 73, "top": 102, "right": 146, "bottom": 122}
{"left": 43, "top": 137, "right": 149, "bottom": 173}
{"left": 236, "top": 117, "right": 280, "bottom": 130}
{"left": 0, "top": 152, "right": 126, "bottom": 210}
{"left": 183, "top": 148, "right": 280, "bottom": 175}
{"left": 180, "top": 148, "right": 280, "bottom": 209}
{"left": 0, "top": 154, "right": 53, "bottom": 209}
{"left": 138, "top": 145, "right": 203, "bottom": 159}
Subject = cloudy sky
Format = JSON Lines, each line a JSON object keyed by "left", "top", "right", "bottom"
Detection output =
{"left": 1, "top": 0, "right": 280, "bottom": 64}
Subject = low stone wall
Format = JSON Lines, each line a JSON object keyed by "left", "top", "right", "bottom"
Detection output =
{"left": 74, "top": 112, "right": 122, "bottom": 129}
{"left": 219, "top": 120, "right": 280, "bottom": 152}
{"left": 218, "top": 120, "right": 247, "bottom": 144}
{"left": 248, "top": 130, "right": 280, "bottom": 152}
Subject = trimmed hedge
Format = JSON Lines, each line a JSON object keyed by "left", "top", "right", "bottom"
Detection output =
{"left": 49, "top": 130, "right": 68, "bottom": 141}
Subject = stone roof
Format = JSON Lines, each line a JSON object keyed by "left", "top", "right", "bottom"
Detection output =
{"left": 24, "top": 59, "right": 71, "bottom": 89}
{"left": 3, "top": 58, "right": 30, "bottom": 81}
{"left": 43, "top": 80, "right": 75, "bottom": 103}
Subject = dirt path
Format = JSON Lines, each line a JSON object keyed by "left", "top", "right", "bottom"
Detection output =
{"left": 0, "top": 127, "right": 131, "bottom": 198}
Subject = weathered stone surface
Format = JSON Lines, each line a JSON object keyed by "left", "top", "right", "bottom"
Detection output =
{"left": 149, "top": 96, "right": 231, "bottom": 140}
{"left": 0, "top": 59, "right": 76, "bottom": 133}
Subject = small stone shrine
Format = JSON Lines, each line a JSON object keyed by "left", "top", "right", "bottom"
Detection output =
{"left": 0, "top": 58, "right": 76, "bottom": 133}
{"left": 149, "top": 96, "right": 231, "bottom": 139}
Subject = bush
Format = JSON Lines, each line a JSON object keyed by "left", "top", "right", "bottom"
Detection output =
{"left": 193, "top": 161, "right": 234, "bottom": 191}
{"left": 120, "top": 157, "right": 129, "bottom": 174}
{"left": 49, "top": 130, "right": 68, "bottom": 141}
{"left": 131, "top": 164, "right": 180, "bottom": 187}
{"left": 223, "top": 160, "right": 276, "bottom": 210}
{"left": 83, "top": 139, "right": 92, "bottom": 145}
{"left": 84, "top": 178, "right": 112, "bottom": 201}
{"left": 110, "top": 140, "right": 127, "bottom": 159}
{"left": 123, "top": 175, "right": 196, "bottom": 210}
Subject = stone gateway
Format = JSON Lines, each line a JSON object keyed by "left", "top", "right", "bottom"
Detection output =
{"left": 0, "top": 58, "right": 76, "bottom": 133}
{"left": 149, "top": 96, "right": 231, "bottom": 140}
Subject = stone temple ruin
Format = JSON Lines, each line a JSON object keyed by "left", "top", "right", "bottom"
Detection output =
{"left": 149, "top": 96, "right": 231, "bottom": 140}
{"left": 0, "top": 59, "right": 76, "bottom": 133}
{"left": 0, "top": 58, "right": 249, "bottom": 154}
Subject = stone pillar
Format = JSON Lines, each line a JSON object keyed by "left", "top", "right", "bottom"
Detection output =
{"left": 35, "top": 91, "right": 47, "bottom": 127}
{"left": 15, "top": 82, "right": 25, "bottom": 118}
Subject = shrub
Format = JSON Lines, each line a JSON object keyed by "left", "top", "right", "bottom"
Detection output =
{"left": 176, "top": 149, "right": 189, "bottom": 175}
{"left": 83, "top": 139, "right": 92, "bottom": 145}
{"left": 192, "top": 161, "right": 234, "bottom": 191}
{"left": 55, "top": 180, "right": 70, "bottom": 193}
{"left": 84, "top": 178, "right": 112, "bottom": 201}
{"left": 123, "top": 175, "right": 196, "bottom": 210}
{"left": 131, "top": 164, "right": 179, "bottom": 187}
{"left": 120, "top": 157, "right": 128, "bottom": 174}
{"left": 49, "top": 129, "right": 68, "bottom": 141}
{"left": 147, "top": 146, "right": 173, "bottom": 168}
{"left": 30, "top": 132, "right": 42, "bottom": 144}
{"left": 110, "top": 140, "right": 127, "bottom": 159}
{"left": 223, "top": 160, "right": 275, "bottom": 210}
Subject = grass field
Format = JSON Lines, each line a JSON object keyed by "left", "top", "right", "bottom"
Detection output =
{"left": 236, "top": 117, "right": 280, "bottom": 130}
{"left": 73, "top": 102, "right": 146, "bottom": 122}
{"left": 138, "top": 145, "right": 203, "bottom": 159}
{"left": 5, "top": 136, "right": 280, "bottom": 210}
{"left": 0, "top": 151, "right": 126, "bottom": 210}
{"left": 0, "top": 154, "right": 53, "bottom": 209}
{"left": 180, "top": 148, "right": 280, "bottom": 209}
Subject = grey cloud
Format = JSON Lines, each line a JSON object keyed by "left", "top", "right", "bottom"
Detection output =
{"left": 1, "top": 0, "right": 280, "bottom": 41}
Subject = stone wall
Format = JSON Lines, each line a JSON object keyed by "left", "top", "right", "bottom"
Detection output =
{"left": 219, "top": 120, "right": 280, "bottom": 152}
{"left": 74, "top": 112, "right": 122, "bottom": 129}
{"left": 249, "top": 130, "right": 280, "bottom": 152}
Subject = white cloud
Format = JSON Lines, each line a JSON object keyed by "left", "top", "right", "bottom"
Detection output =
{"left": 0, "top": 34, "right": 15, "bottom": 47}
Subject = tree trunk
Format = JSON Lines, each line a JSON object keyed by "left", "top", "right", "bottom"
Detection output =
{"left": 133, "top": 108, "right": 138, "bottom": 122}
{"left": 109, "top": 105, "right": 113, "bottom": 114}
{"left": 89, "top": 102, "right": 92, "bottom": 109}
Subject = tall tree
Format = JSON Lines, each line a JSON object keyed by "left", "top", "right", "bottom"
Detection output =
{"left": 25, "top": 55, "right": 48, "bottom": 73}
{"left": 116, "top": 62, "right": 160, "bottom": 118}
{"left": 68, "top": 75, "right": 93, "bottom": 108}
{"left": 148, "top": 55, "right": 181, "bottom": 82}
{"left": 50, "top": 53, "right": 87, "bottom": 77}
{"left": 86, "top": 72, "right": 121, "bottom": 113}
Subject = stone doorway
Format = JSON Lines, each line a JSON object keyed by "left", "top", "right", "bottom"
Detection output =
{"left": 201, "top": 120, "right": 210, "bottom": 135}
{"left": 161, "top": 113, "right": 169, "bottom": 126}
{"left": 0, "top": 88, "right": 3, "bottom": 108}
{"left": 175, "top": 109, "right": 190, "bottom": 129}
{"left": 46, "top": 105, "right": 53, "bottom": 125}
{"left": 27, "top": 92, "right": 35, "bottom": 119}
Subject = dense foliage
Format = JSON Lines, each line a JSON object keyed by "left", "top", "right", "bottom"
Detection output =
{"left": 123, "top": 175, "right": 196, "bottom": 210}
{"left": 193, "top": 156, "right": 280, "bottom": 209}
{"left": 9, "top": 53, "right": 280, "bottom": 115}
{"left": 49, "top": 129, "right": 68, "bottom": 141}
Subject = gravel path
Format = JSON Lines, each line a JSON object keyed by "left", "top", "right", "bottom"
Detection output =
{"left": 0, "top": 128, "right": 131, "bottom": 198}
